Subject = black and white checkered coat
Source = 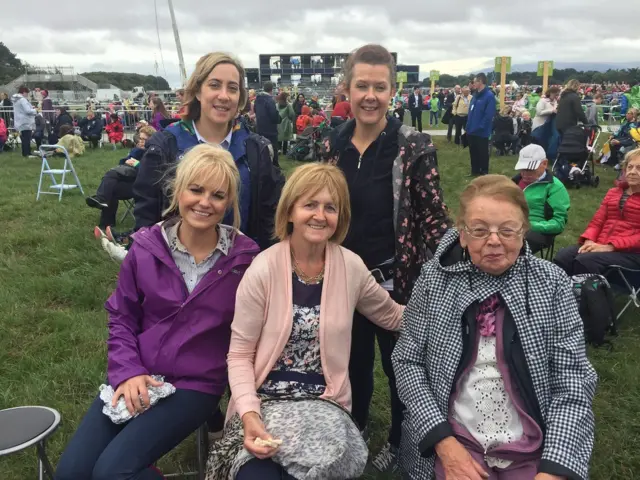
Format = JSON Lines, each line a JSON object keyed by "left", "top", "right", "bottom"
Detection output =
{"left": 392, "top": 229, "right": 597, "bottom": 480}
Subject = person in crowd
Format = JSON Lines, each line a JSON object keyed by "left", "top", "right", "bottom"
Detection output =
{"left": 292, "top": 93, "right": 306, "bottom": 117}
{"left": 555, "top": 148, "right": 640, "bottom": 275}
{"left": 207, "top": 163, "right": 404, "bottom": 479}
{"left": 56, "top": 124, "right": 85, "bottom": 158}
{"left": 55, "top": 144, "right": 260, "bottom": 480}
{"left": 437, "top": 89, "right": 446, "bottom": 117}
{"left": 175, "top": 88, "right": 186, "bottom": 116}
{"left": 311, "top": 108, "right": 326, "bottom": 127}
{"left": 331, "top": 94, "right": 353, "bottom": 127}
{"left": 87, "top": 126, "right": 156, "bottom": 229}
{"left": 467, "top": 73, "right": 497, "bottom": 176}
{"left": 50, "top": 105, "right": 74, "bottom": 145}
{"left": 446, "top": 86, "right": 460, "bottom": 141}
{"left": 512, "top": 92, "right": 528, "bottom": 116}
{"left": 127, "top": 52, "right": 283, "bottom": 255}
{"left": 513, "top": 144, "right": 570, "bottom": 253}
{"left": 604, "top": 108, "right": 638, "bottom": 167}
{"left": 320, "top": 44, "right": 451, "bottom": 473}
{"left": 408, "top": 86, "right": 423, "bottom": 132}
{"left": 105, "top": 113, "right": 124, "bottom": 149}
{"left": 79, "top": 110, "right": 104, "bottom": 148}
{"left": 393, "top": 174, "right": 597, "bottom": 480}
{"left": 585, "top": 93, "right": 603, "bottom": 125}
{"left": 296, "top": 105, "right": 313, "bottom": 134}
{"left": 41, "top": 89, "right": 55, "bottom": 127}
{"left": 277, "top": 91, "right": 296, "bottom": 157}
{"left": 0, "top": 116, "right": 7, "bottom": 153}
{"left": 429, "top": 93, "right": 440, "bottom": 126}
{"left": 452, "top": 86, "right": 472, "bottom": 146}
{"left": 11, "top": 85, "right": 37, "bottom": 157}
{"left": 149, "top": 97, "right": 170, "bottom": 131}
{"left": 393, "top": 99, "right": 405, "bottom": 123}
{"left": 557, "top": 79, "right": 588, "bottom": 135}
{"left": 532, "top": 87, "right": 560, "bottom": 131}
{"left": 254, "top": 81, "right": 282, "bottom": 167}
{"left": 0, "top": 92, "right": 12, "bottom": 127}
{"left": 308, "top": 93, "right": 320, "bottom": 110}
{"left": 528, "top": 87, "right": 542, "bottom": 111}
{"left": 493, "top": 105, "right": 520, "bottom": 156}
{"left": 33, "top": 109, "right": 46, "bottom": 149}
{"left": 518, "top": 111, "right": 533, "bottom": 148}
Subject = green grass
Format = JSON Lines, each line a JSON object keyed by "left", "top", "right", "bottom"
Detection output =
{"left": 0, "top": 140, "right": 638, "bottom": 479}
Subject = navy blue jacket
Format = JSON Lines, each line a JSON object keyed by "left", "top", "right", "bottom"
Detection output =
{"left": 466, "top": 87, "right": 496, "bottom": 138}
{"left": 254, "top": 93, "right": 281, "bottom": 137}
{"left": 132, "top": 120, "right": 284, "bottom": 251}
{"left": 80, "top": 116, "right": 103, "bottom": 137}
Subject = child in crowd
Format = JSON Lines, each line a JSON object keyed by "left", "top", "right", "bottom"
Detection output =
{"left": 56, "top": 124, "right": 85, "bottom": 158}
{"left": 311, "top": 109, "right": 326, "bottom": 128}
{"left": 393, "top": 100, "right": 405, "bottom": 123}
{"left": 296, "top": 105, "right": 313, "bottom": 134}
{"left": 586, "top": 93, "right": 603, "bottom": 125}
{"left": 429, "top": 94, "right": 440, "bottom": 125}
{"left": 105, "top": 113, "right": 124, "bottom": 149}
{"left": 518, "top": 111, "right": 533, "bottom": 148}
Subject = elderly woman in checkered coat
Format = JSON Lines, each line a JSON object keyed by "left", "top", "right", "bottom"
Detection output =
{"left": 392, "top": 175, "right": 597, "bottom": 480}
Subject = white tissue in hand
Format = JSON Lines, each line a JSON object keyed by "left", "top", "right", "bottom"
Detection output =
{"left": 99, "top": 375, "right": 176, "bottom": 424}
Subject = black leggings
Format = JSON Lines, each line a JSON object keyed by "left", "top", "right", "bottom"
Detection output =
{"left": 20, "top": 129, "right": 32, "bottom": 157}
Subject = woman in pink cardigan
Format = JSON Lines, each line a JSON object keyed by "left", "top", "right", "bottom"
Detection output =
{"left": 206, "top": 163, "right": 404, "bottom": 479}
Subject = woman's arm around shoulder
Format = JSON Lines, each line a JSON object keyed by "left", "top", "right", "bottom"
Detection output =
{"left": 105, "top": 245, "right": 149, "bottom": 388}
{"left": 538, "top": 270, "right": 597, "bottom": 480}
{"left": 228, "top": 253, "right": 271, "bottom": 418}
{"left": 349, "top": 251, "right": 404, "bottom": 331}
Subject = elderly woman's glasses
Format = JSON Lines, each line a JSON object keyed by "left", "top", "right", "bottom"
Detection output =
{"left": 463, "top": 225, "right": 524, "bottom": 240}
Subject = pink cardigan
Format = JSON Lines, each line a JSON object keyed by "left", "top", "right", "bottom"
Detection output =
{"left": 226, "top": 239, "right": 404, "bottom": 421}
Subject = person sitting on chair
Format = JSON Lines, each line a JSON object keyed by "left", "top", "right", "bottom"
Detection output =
{"left": 55, "top": 144, "right": 260, "bottom": 480}
{"left": 86, "top": 126, "right": 156, "bottom": 230}
{"left": 79, "top": 110, "right": 104, "bottom": 148}
{"left": 513, "top": 144, "right": 570, "bottom": 254}
{"left": 493, "top": 105, "right": 519, "bottom": 156}
{"left": 604, "top": 108, "right": 638, "bottom": 168}
{"left": 555, "top": 148, "right": 640, "bottom": 276}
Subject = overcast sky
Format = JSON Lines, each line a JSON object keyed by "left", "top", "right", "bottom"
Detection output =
{"left": 3, "top": 0, "right": 639, "bottom": 88}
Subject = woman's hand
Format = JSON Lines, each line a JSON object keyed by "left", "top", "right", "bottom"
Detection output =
{"left": 242, "top": 412, "right": 280, "bottom": 459}
{"left": 435, "top": 437, "right": 489, "bottom": 480}
{"left": 578, "top": 240, "right": 595, "bottom": 253}
{"left": 111, "top": 375, "right": 164, "bottom": 415}
{"left": 125, "top": 158, "right": 136, "bottom": 166}
{"left": 611, "top": 139, "right": 620, "bottom": 145}
{"left": 579, "top": 241, "right": 614, "bottom": 253}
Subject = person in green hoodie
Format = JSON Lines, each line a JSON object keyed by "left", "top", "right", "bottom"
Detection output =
{"left": 429, "top": 93, "right": 440, "bottom": 126}
{"left": 512, "top": 143, "right": 570, "bottom": 253}
{"left": 276, "top": 91, "right": 296, "bottom": 156}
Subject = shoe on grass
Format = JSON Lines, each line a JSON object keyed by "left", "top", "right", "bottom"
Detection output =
{"left": 371, "top": 442, "right": 399, "bottom": 473}
{"left": 86, "top": 196, "right": 108, "bottom": 209}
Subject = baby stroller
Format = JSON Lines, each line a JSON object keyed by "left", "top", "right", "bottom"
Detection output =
{"left": 288, "top": 123, "right": 329, "bottom": 162}
{"left": 553, "top": 125, "right": 601, "bottom": 189}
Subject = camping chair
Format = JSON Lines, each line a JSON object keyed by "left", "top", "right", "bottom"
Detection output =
{"left": 0, "top": 406, "right": 61, "bottom": 480}
{"left": 162, "top": 424, "right": 208, "bottom": 480}
{"left": 120, "top": 198, "right": 135, "bottom": 223}
{"left": 36, "top": 145, "right": 84, "bottom": 201}
{"left": 537, "top": 236, "right": 556, "bottom": 261}
{"left": 605, "top": 264, "right": 640, "bottom": 320}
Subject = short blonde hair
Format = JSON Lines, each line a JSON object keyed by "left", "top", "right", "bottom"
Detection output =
{"left": 138, "top": 125, "right": 156, "bottom": 137}
{"left": 274, "top": 163, "right": 351, "bottom": 244}
{"left": 182, "top": 52, "right": 247, "bottom": 124}
{"left": 500, "top": 105, "right": 512, "bottom": 116}
{"left": 457, "top": 174, "right": 530, "bottom": 231}
{"left": 163, "top": 144, "right": 241, "bottom": 229}
{"left": 564, "top": 79, "right": 581, "bottom": 93}
{"left": 621, "top": 148, "right": 640, "bottom": 172}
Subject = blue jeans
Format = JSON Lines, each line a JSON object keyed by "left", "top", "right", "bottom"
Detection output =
{"left": 236, "top": 458, "right": 296, "bottom": 479}
{"left": 55, "top": 389, "right": 219, "bottom": 480}
{"left": 430, "top": 111, "right": 439, "bottom": 125}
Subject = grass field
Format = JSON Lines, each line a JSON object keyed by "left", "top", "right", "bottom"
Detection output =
{"left": 0, "top": 137, "right": 639, "bottom": 479}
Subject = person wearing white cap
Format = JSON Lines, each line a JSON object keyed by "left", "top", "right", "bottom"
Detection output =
{"left": 513, "top": 144, "right": 570, "bottom": 253}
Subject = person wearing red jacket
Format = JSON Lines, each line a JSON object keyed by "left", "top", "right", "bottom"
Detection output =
{"left": 105, "top": 113, "right": 124, "bottom": 150}
{"left": 554, "top": 148, "right": 640, "bottom": 275}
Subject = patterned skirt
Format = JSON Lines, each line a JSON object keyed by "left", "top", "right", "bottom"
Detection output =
{"left": 206, "top": 395, "right": 368, "bottom": 480}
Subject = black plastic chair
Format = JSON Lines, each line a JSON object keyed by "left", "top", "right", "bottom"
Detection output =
{"left": 537, "top": 236, "right": 557, "bottom": 261}
{"left": 0, "top": 406, "right": 61, "bottom": 480}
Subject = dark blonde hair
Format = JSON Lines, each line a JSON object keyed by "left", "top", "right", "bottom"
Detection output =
{"left": 621, "top": 148, "right": 640, "bottom": 172}
{"left": 342, "top": 44, "right": 396, "bottom": 90}
{"left": 182, "top": 52, "right": 247, "bottom": 124}
{"left": 457, "top": 175, "right": 530, "bottom": 231}
{"left": 274, "top": 163, "right": 351, "bottom": 244}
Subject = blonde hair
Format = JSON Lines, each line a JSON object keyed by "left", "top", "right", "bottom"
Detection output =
{"left": 163, "top": 144, "right": 241, "bottom": 229}
{"left": 500, "top": 105, "right": 512, "bottom": 116}
{"left": 182, "top": 52, "right": 247, "bottom": 124}
{"left": 564, "top": 79, "right": 581, "bottom": 93}
{"left": 626, "top": 108, "right": 639, "bottom": 121}
{"left": 621, "top": 148, "right": 640, "bottom": 172}
{"left": 457, "top": 175, "right": 530, "bottom": 231}
{"left": 138, "top": 125, "right": 156, "bottom": 137}
{"left": 274, "top": 163, "right": 351, "bottom": 244}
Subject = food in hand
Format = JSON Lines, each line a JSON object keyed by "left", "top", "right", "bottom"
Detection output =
{"left": 254, "top": 437, "right": 283, "bottom": 448}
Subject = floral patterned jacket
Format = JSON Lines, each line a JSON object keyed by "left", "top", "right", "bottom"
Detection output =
{"left": 320, "top": 120, "right": 452, "bottom": 304}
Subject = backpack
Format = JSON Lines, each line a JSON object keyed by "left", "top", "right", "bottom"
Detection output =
{"left": 571, "top": 274, "right": 617, "bottom": 346}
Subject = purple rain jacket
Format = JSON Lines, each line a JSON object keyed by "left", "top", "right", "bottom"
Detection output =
{"left": 105, "top": 223, "right": 259, "bottom": 395}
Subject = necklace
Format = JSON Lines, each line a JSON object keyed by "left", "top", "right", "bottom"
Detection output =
{"left": 291, "top": 249, "right": 325, "bottom": 284}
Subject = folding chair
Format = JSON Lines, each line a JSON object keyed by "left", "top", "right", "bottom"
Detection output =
{"left": 120, "top": 198, "right": 135, "bottom": 223}
{"left": 36, "top": 145, "right": 84, "bottom": 201}
{"left": 605, "top": 265, "right": 640, "bottom": 320}
{"left": 0, "top": 406, "right": 61, "bottom": 480}
{"left": 537, "top": 236, "right": 556, "bottom": 261}
{"left": 162, "top": 423, "right": 208, "bottom": 480}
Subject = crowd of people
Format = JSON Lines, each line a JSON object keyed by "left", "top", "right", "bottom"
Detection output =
{"left": 3, "top": 44, "right": 640, "bottom": 480}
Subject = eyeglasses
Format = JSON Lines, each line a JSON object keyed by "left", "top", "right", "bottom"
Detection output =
{"left": 463, "top": 225, "right": 524, "bottom": 240}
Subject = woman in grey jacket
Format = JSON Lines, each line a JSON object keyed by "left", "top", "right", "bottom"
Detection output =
{"left": 11, "top": 85, "right": 36, "bottom": 157}
{"left": 393, "top": 174, "right": 597, "bottom": 480}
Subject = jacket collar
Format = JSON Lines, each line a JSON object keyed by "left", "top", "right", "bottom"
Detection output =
{"left": 512, "top": 169, "right": 553, "bottom": 185}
